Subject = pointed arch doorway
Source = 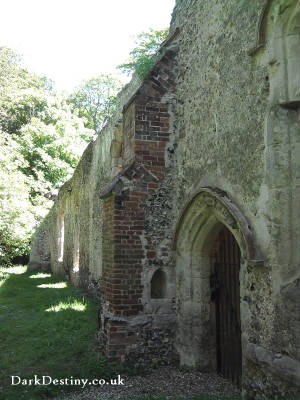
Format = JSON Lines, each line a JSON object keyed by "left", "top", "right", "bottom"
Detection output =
{"left": 210, "top": 226, "right": 242, "bottom": 385}
{"left": 174, "top": 188, "right": 258, "bottom": 387}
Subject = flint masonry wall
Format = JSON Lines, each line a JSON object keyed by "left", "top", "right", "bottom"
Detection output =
{"left": 30, "top": 0, "right": 299, "bottom": 398}
{"left": 30, "top": 46, "right": 178, "bottom": 367}
{"left": 47, "top": 75, "right": 141, "bottom": 291}
{"left": 97, "top": 48, "right": 178, "bottom": 366}
{"left": 170, "top": 0, "right": 299, "bottom": 398}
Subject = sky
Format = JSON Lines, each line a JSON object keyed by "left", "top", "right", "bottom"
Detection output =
{"left": 0, "top": 0, "right": 175, "bottom": 92}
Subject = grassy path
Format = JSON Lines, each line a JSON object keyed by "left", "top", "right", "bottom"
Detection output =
{"left": 0, "top": 266, "right": 113, "bottom": 400}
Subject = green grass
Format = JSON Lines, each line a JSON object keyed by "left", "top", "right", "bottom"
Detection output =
{"left": 119, "top": 397, "right": 242, "bottom": 400}
{"left": 1, "top": 267, "right": 292, "bottom": 400}
{"left": 0, "top": 266, "right": 115, "bottom": 400}
{"left": 119, "top": 397, "right": 298, "bottom": 400}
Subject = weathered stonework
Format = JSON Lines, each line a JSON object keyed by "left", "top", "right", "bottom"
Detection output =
{"left": 28, "top": 221, "right": 51, "bottom": 272}
{"left": 96, "top": 48, "right": 177, "bottom": 362}
{"left": 31, "top": 0, "right": 299, "bottom": 398}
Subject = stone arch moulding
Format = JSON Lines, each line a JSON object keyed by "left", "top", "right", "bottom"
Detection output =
{"left": 250, "top": 0, "right": 299, "bottom": 51}
{"left": 248, "top": 0, "right": 300, "bottom": 108}
{"left": 249, "top": 0, "right": 272, "bottom": 53}
{"left": 173, "top": 187, "right": 264, "bottom": 266}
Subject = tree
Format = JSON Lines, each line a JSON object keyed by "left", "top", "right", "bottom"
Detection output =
{"left": 0, "top": 132, "right": 49, "bottom": 264}
{"left": 19, "top": 92, "right": 93, "bottom": 179}
{"left": 0, "top": 47, "right": 93, "bottom": 264}
{"left": 0, "top": 47, "right": 53, "bottom": 135}
{"left": 0, "top": 46, "right": 53, "bottom": 96}
{"left": 117, "top": 28, "right": 169, "bottom": 80}
{"left": 68, "top": 74, "right": 123, "bottom": 135}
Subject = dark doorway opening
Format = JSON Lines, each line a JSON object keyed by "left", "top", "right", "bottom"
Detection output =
{"left": 210, "top": 226, "right": 242, "bottom": 385}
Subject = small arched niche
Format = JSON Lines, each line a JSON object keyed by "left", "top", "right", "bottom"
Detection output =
{"left": 151, "top": 269, "right": 167, "bottom": 299}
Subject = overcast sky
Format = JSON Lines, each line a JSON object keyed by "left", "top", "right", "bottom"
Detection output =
{"left": 1, "top": 0, "right": 175, "bottom": 92}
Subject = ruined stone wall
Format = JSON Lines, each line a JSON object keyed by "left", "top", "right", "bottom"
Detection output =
{"left": 97, "top": 48, "right": 178, "bottom": 366}
{"left": 44, "top": 75, "right": 142, "bottom": 291}
{"left": 31, "top": 45, "right": 179, "bottom": 367}
{"left": 30, "top": 0, "right": 299, "bottom": 397}
{"left": 28, "top": 216, "right": 52, "bottom": 272}
{"left": 171, "top": 0, "right": 299, "bottom": 398}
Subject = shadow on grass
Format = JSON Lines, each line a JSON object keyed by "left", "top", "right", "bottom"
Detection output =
{"left": 0, "top": 266, "right": 115, "bottom": 400}
{"left": 1, "top": 269, "right": 294, "bottom": 400}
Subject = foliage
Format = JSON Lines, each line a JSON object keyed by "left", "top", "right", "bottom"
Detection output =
{"left": 0, "top": 133, "right": 46, "bottom": 264}
{"left": 16, "top": 97, "right": 92, "bottom": 188}
{"left": 0, "top": 46, "right": 52, "bottom": 97}
{"left": 0, "top": 31, "right": 169, "bottom": 263}
{"left": 0, "top": 47, "right": 93, "bottom": 264}
{"left": 0, "top": 266, "right": 116, "bottom": 400}
{"left": 117, "top": 28, "right": 169, "bottom": 81}
{"left": 68, "top": 74, "right": 123, "bottom": 135}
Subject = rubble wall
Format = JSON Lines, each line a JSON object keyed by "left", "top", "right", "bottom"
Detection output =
{"left": 171, "top": 0, "right": 299, "bottom": 398}
{"left": 30, "top": 0, "right": 299, "bottom": 397}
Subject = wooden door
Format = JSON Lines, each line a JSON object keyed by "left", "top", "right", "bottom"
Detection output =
{"left": 210, "top": 227, "right": 242, "bottom": 385}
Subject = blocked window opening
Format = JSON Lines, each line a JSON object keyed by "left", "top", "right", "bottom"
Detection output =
{"left": 151, "top": 269, "right": 167, "bottom": 299}
{"left": 57, "top": 214, "right": 64, "bottom": 262}
{"left": 255, "top": 0, "right": 300, "bottom": 108}
{"left": 73, "top": 232, "right": 80, "bottom": 272}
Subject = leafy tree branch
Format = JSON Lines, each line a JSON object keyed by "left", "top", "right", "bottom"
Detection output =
{"left": 117, "top": 28, "right": 169, "bottom": 80}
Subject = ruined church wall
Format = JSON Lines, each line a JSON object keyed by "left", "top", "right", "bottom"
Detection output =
{"left": 29, "top": 0, "right": 299, "bottom": 396}
{"left": 48, "top": 75, "right": 142, "bottom": 291}
{"left": 97, "top": 48, "right": 178, "bottom": 367}
{"left": 33, "top": 45, "right": 179, "bottom": 367}
{"left": 171, "top": 0, "right": 299, "bottom": 397}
